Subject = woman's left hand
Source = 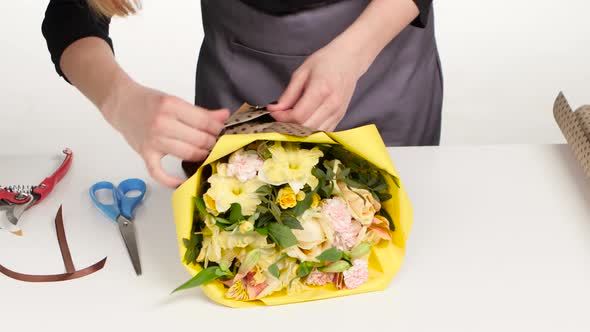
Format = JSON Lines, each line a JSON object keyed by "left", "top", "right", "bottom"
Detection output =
{"left": 267, "top": 42, "right": 366, "bottom": 132}
{"left": 267, "top": 0, "right": 420, "bottom": 131}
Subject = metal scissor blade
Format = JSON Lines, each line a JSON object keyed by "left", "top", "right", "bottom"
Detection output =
{"left": 117, "top": 216, "right": 142, "bottom": 276}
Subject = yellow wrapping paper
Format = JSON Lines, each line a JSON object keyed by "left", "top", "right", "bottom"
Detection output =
{"left": 171, "top": 125, "right": 413, "bottom": 307}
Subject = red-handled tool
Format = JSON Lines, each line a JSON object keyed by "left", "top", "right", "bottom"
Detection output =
{"left": 0, "top": 148, "right": 73, "bottom": 235}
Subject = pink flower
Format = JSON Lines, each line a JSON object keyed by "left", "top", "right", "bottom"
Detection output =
{"left": 305, "top": 269, "right": 335, "bottom": 286}
{"left": 322, "top": 198, "right": 362, "bottom": 250}
{"left": 227, "top": 149, "right": 264, "bottom": 182}
{"left": 321, "top": 197, "right": 352, "bottom": 233}
{"left": 333, "top": 222, "right": 362, "bottom": 251}
{"left": 343, "top": 259, "right": 369, "bottom": 289}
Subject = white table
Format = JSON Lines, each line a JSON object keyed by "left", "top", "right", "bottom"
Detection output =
{"left": 1, "top": 144, "right": 589, "bottom": 331}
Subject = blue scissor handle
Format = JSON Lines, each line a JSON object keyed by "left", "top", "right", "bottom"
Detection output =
{"left": 89, "top": 181, "right": 120, "bottom": 222}
{"left": 116, "top": 178, "right": 146, "bottom": 220}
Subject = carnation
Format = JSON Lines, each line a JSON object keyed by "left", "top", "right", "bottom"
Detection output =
{"left": 305, "top": 269, "right": 335, "bottom": 286}
{"left": 343, "top": 259, "right": 369, "bottom": 289}
{"left": 322, "top": 198, "right": 362, "bottom": 250}
{"left": 226, "top": 149, "right": 264, "bottom": 182}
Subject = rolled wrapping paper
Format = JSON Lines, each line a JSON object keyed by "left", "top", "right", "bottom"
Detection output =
{"left": 554, "top": 92, "right": 590, "bottom": 177}
{"left": 172, "top": 103, "right": 413, "bottom": 307}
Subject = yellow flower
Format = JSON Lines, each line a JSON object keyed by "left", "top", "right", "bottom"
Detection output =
{"left": 277, "top": 186, "right": 297, "bottom": 209}
{"left": 258, "top": 142, "right": 323, "bottom": 194}
{"left": 226, "top": 280, "right": 249, "bottom": 301}
{"left": 205, "top": 174, "right": 263, "bottom": 216}
{"left": 311, "top": 193, "right": 321, "bottom": 208}
{"left": 296, "top": 191, "right": 306, "bottom": 202}
{"left": 203, "top": 193, "right": 219, "bottom": 216}
{"left": 239, "top": 221, "right": 254, "bottom": 234}
{"left": 337, "top": 182, "right": 381, "bottom": 226}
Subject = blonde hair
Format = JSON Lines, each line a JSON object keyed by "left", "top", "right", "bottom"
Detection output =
{"left": 88, "top": 0, "right": 141, "bottom": 17}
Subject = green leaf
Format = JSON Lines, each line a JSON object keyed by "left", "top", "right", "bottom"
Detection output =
{"left": 289, "top": 191, "right": 313, "bottom": 216}
{"left": 312, "top": 167, "right": 327, "bottom": 180}
{"left": 319, "top": 260, "right": 351, "bottom": 273}
{"left": 367, "top": 176, "right": 379, "bottom": 187}
{"left": 182, "top": 232, "right": 203, "bottom": 265}
{"left": 268, "top": 223, "right": 298, "bottom": 248}
{"left": 282, "top": 215, "right": 304, "bottom": 230}
{"left": 325, "top": 162, "right": 335, "bottom": 179}
{"left": 380, "top": 209, "right": 395, "bottom": 231}
{"left": 378, "top": 193, "right": 393, "bottom": 202}
{"left": 255, "top": 212, "right": 274, "bottom": 229}
{"left": 350, "top": 242, "right": 371, "bottom": 260}
{"left": 172, "top": 266, "right": 229, "bottom": 293}
{"left": 316, "top": 247, "right": 343, "bottom": 262}
{"left": 256, "top": 205, "right": 269, "bottom": 214}
{"left": 229, "top": 203, "right": 244, "bottom": 223}
{"left": 269, "top": 202, "right": 282, "bottom": 222}
{"left": 194, "top": 196, "right": 207, "bottom": 217}
{"left": 296, "top": 261, "right": 315, "bottom": 279}
{"left": 215, "top": 217, "right": 232, "bottom": 225}
{"left": 268, "top": 255, "right": 287, "bottom": 279}
{"left": 343, "top": 178, "right": 365, "bottom": 189}
{"left": 372, "top": 183, "right": 388, "bottom": 192}
{"left": 391, "top": 175, "right": 401, "bottom": 189}
{"left": 256, "top": 185, "right": 272, "bottom": 196}
{"left": 255, "top": 226, "right": 269, "bottom": 236}
{"left": 269, "top": 264, "right": 280, "bottom": 279}
{"left": 319, "top": 182, "right": 334, "bottom": 198}
{"left": 342, "top": 251, "right": 351, "bottom": 262}
{"left": 225, "top": 223, "right": 239, "bottom": 231}
{"left": 219, "top": 261, "right": 230, "bottom": 273}
{"left": 337, "top": 168, "right": 351, "bottom": 180}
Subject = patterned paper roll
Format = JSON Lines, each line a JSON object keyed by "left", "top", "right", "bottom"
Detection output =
{"left": 553, "top": 92, "right": 590, "bottom": 177}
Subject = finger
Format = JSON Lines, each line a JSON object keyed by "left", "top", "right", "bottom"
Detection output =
{"left": 272, "top": 81, "right": 327, "bottom": 124}
{"left": 174, "top": 104, "right": 226, "bottom": 136}
{"left": 318, "top": 106, "right": 346, "bottom": 132}
{"left": 302, "top": 98, "right": 340, "bottom": 129}
{"left": 144, "top": 151, "right": 184, "bottom": 188}
{"left": 267, "top": 69, "right": 309, "bottom": 112}
{"left": 155, "top": 137, "right": 211, "bottom": 162}
{"left": 209, "top": 109, "right": 231, "bottom": 124}
{"left": 157, "top": 118, "right": 217, "bottom": 150}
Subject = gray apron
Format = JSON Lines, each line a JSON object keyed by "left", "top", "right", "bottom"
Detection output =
{"left": 194, "top": 0, "right": 443, "bottom": 146}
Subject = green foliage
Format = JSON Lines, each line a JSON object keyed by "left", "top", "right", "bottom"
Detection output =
{"left": 229, "top": 203, "right": 244, "bottom": 224}
{"left": 268, "top": 223, "right": 298, "bottom": 248}
{"left": 268, "top": 255, "right": 287, "bottom": 279}
{"left": 319, "top": 260, "right": 351, "bottom": 273}
{"left": 172, "top": 265, "right": 232, "bottom": 293}
{"left": 316, "top": 247, "right": 343, "bottom": 262}
{"left": 296, "top": 261, "right": 315, "bottom": 279}
{"left": 350, "top": 242, "right": 371, "bottom": 260}
{"left": 182, "top": 232, "right": 202, "bottom": 265}
{"left": 282, "top": 215, "right": 304, "bottom": 230}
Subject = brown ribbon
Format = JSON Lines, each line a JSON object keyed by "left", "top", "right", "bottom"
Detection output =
{"left": 0, "top": 205, "right": 107, "bottom": 283}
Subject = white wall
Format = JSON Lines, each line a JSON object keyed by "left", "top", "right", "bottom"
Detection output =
{"left": 1, "top": 0, "right": 589, "bottom": 156}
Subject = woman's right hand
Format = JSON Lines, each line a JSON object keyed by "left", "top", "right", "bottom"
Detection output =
{"left": 101, "top": 80, "right": 230, "bottom": 188}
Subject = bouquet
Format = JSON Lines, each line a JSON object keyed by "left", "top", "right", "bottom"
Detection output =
{"left": 171, "top": 105, "right": 412, "bottom": 307}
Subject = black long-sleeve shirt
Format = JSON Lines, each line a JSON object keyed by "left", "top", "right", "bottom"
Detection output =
{"left": 42, "top": 0, "right": 433, "bottom": 80}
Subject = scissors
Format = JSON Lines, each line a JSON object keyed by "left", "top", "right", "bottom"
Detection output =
{"left": 89, "top": 178, "right": 146, "bottom": 276}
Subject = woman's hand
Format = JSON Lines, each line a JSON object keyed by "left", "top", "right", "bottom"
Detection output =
{"left": 267, "top": 0, "right": 420, "bottom": 131}
{"left": 102, "top": 80, "right": 229, "bottom": 188}
{"left": 267, "top": 42, "right": 365, "bottom": 132}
